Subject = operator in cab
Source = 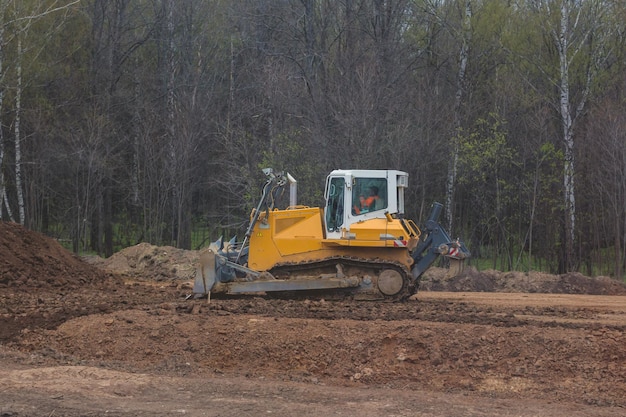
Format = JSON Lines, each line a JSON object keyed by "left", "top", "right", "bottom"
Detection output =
{"left": 354, "top": 186, "right": 379, "bottom": 214}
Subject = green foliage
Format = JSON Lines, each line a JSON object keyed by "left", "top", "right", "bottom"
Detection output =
{"left": 456, "top": 112, "right": 521, "bottom": 270}
{"left": 458, "top": 112, "right": 515, "bottom": 200}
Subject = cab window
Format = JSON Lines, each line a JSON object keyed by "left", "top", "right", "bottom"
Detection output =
{"left": 352, "top": 178, "right": 387, "bottom": 215}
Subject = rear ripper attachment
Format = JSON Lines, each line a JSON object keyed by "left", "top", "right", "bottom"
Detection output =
{"left": 194, "top": 168, "right": 470, "bottom": 300}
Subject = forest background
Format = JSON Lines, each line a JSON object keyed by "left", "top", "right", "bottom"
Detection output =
{"left": 0, "top": 0, "right": 624, "bottom": 280}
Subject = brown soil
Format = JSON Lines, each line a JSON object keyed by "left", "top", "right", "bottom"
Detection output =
{"left": 1, "top": 220, "right": 625, "bottom": 416}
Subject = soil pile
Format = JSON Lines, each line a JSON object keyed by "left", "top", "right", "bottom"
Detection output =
{"left": 3, "top": 221, "right": 625, "bottom": 296}
{"left": 421, "top": 266, "right": 626, "bottom": 295}
{"left": 92, "top": 243, "right": 626, "bottom": 295}
{"left": 0, "top": 221, "right": 108, "bottom": 289}
{"left": 86, "top": 242, "right": 198, "bottom": 281}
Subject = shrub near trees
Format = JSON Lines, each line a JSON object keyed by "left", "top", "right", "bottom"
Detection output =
{"left": 0, "top": 0, "right": 624, "bottom": 279}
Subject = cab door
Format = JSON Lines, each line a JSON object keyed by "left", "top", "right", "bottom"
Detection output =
{"left": 324, "top": 176, "right": 346, "bottom": 239}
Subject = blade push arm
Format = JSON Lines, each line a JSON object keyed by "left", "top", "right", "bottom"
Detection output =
{"left": 410, "top": 202, "right": 470, "bottom": 281}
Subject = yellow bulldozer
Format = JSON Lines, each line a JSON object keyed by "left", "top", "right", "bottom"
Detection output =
{"left": 194, "top": 168, "right": 470, "bottom": 300}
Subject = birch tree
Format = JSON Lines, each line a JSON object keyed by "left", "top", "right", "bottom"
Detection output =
{"left": 13, "top": 30, "right": 23, "bottom": 223}
{"left": 0, "top": 1, "right": 10, "bottom": 221}
{"left": 0, "top": 0, "right": 79, "bottom": 225}
{"left": 542, "top": 0, "right": 608, "bottom": 271}
{"left": 417, "top": 0, "right": 474, "bottom": 234}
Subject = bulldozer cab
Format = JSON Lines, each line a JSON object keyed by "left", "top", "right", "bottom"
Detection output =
{"left": 324, "top": 169, "right": 408, "bottom": 239}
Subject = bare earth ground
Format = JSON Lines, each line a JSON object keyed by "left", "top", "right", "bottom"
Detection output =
{"left": 1, "top": 221, "right": 626, "bottom": 416}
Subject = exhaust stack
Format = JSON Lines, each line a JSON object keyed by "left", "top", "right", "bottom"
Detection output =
{"left": 287, "top": 173, "right": 297, "bottom": 206}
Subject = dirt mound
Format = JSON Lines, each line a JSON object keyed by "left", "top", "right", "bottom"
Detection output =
{"left": 0, "top": 221, "right": 107, "bottom": 289}
{"left": 3, "top": 222, "right": 624, "bottom": 296}
{"left": 87, "top": 242, "right": 198, "bottom": 280}
{"left": 420, "top": 267, "right": 626, "bottom": 295}
{"left": 91, "top": 243, "right": 626, "bottom": 295}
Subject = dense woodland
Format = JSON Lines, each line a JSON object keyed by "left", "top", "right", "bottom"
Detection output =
{"left": 0, "top": 0, "right": 625, "bottom": 279}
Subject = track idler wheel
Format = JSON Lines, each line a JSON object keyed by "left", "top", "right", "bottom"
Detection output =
{"left": 377, "top": 269, "right": 405, "bottom": 296}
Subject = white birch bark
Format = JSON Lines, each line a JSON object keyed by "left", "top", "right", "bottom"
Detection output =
{"left": 549, "top": 0, "right": 598, "bottom": 270}
{"left": 557, "top": 1, "right": 576, "bottom": 267}
{"left": 4, "top": 0, "right": 80, "bottom": 224}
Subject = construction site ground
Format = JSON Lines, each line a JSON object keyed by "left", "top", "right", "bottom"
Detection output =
{"left": 1, "top": 221, "right": 625, "bottom": 416}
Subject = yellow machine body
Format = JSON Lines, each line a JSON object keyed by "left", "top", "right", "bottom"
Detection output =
{"left": 247, "top": 206, "right": 420, "bottom": 271}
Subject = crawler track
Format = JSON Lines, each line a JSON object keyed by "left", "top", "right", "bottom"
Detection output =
{"left": 266, "top": 256, "right": 416, "bottom": 300}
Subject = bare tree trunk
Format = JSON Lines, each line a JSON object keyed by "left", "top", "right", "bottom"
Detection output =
{"left": 557, "top": 2, "right": 574, "bottom": 272}
{"left": 14, "top": 35, "right": 24, "bottom": 225}
{"left": 165, "top": 0, "right": 178, "bottom": 245}
{"left": 615, "top": 145, "right": 626, "bottom": 279}
{"left": 0, "top": 0, "right": 6, "bottom": 222}
{"left": 445, "top": 0, "right": 472, "bottom": 234}
{"left": 615, "top": 210, "right": 622, "bottom": 280}
{"left": 0, "top": 119, "right": 5, "bottom": 220}
{"left": 132, "top": 64, "right": 140, "bottom": 206}
{"left": 553, "top": 1, "right": 596, "bottom": 272}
